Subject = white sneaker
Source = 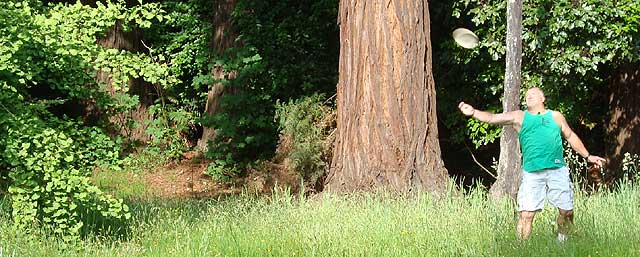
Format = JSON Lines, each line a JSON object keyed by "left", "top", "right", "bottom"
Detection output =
{"left": 557, "top": 233, "right": 569, "bottom": 242}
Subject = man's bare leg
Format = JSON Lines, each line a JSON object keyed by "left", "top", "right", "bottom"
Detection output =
{"left": 557, "top": 208, "right": 574, "bottom": 240}
{"left": 517, "top": 211, "right": 536, "bottom": 240}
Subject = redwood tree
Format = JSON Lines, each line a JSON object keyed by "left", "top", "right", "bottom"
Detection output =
{"left": 606, "top": 63, "right": 640, "bottom": 181}
{"left": 325, "top": 0, "right": 448, "bottom": 193}
{"left": 96, "top": 20, "right": 154, "bottom": 142}
{"left": 197, "top": 0, "right": 238, "bottom": 151}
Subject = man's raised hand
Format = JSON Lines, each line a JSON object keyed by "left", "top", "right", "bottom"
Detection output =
{"left": 458, "top": 102, "right": 475, "bottom": 117}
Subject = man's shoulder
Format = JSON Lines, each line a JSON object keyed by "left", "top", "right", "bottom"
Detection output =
{"left": 508, "top": 110, "right": 525, "bottom": 125}
{"left": 550, "top": 111, "right": 568, "bottom": 128}
{"left": 550, "top": 110, "right": 565, "bottom": 119}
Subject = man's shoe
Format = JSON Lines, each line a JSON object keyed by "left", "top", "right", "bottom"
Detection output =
{"left": 557, "top": 233, "right": 568, "bottom": 242}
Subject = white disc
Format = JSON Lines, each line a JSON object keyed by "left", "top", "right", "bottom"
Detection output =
{"left": 452, "top": 28, "right": 479, "bottom": 49}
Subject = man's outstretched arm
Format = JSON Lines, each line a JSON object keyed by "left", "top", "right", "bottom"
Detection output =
{"left": 552, "top": 111, "right": 606, "bottom": 168}
{"left": 458, "top": 101, "right": 519, "bottom": 125}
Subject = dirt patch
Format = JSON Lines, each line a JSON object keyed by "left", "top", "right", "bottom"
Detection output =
{"left": 141, "top": 152, "right": 234, "bottom": 199}
{"left": 139, "top": 152, "right": 306, "bottom": 199}
{"left": 244, "top": 162, "right": 305, "bottom": 194}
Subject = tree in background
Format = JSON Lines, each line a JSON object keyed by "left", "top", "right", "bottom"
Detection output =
{"left": 95, "top": 0, "right": 156, "bottom": 143}
{"left": 137, "top": 0, "right": 340, "bottom": 180}
{"left": 607, "top": 61, "right": 640, "bottom": 181}
{"left": 492, "top": 0, "right": 523, "bottom": 199}
{"left": 45, "top": 0, "right": 165, "bottom": 143}
{"left": 197, "top": 0, "right": 237, "bottom": 151}
{"left": 0, "top": 0, "right": 171, "bottom": 238}
{"left": 199, "top": 0, "right": 340, "bottom": 179}
{"left": 603, "top": 0, "right": 640, "bottom": 181}
{"left": 326, "top": 0, "right": 448, "bottom": 193}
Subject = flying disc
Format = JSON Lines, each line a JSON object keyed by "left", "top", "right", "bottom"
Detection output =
{"left": 452, "top": 28, "right": 479, "bottom": 49}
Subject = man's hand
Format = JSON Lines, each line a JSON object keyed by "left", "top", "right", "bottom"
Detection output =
{"left": 587, "top": 155, "right": 606, "bottom": 169}
{"left": 458, "top": 102, "right": 475, "bottom": 117}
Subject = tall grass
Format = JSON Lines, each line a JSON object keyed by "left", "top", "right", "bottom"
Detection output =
{"left": 1, "top": 183, "right": 639, "bottom": 257}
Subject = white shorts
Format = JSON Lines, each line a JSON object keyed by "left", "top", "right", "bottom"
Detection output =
{"left": 517, "top": 166, "right": 574, "bottom": 212}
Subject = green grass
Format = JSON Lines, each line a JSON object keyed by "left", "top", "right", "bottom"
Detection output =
{"left": 91, "top": 168, "right": 152, "bottom": 200}
{"left": 1, "top": 184, "right": 639, "bottom": 257}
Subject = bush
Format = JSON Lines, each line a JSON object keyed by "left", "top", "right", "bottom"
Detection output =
{"left": 3, "top": 115, "right": 130, "bottom": 239}
{"left": 0, "top": 0, "right": 169, "bottom": 238}
{"left": 274, "top": 94, "right": 336, "bottom": 187}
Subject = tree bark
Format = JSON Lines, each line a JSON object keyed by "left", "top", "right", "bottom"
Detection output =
{"left": 606, "top": 62, "right": 640, "bottom": 181}
{"left": 490, "top": 0, "right": 523, "bottom": 199}
{"left": 325, "top": 0, "right": 448, "bottom": 193}
{"left": 96, "top": 19, "right": 154, "bottom": 142}
{"left": 196, "top": 0, "right": 238, "bottom": 151}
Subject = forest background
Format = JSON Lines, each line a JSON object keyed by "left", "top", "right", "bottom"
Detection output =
{"left": 0, "top": 0, "right": 639, "bottom": 252}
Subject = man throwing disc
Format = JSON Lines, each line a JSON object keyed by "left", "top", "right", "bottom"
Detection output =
{"left": 458, "top": 87, "right": 605, "bottom": 241}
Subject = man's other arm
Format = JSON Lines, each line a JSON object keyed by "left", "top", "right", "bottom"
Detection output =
{"left": 552, "top": 111, "right": 606, "bottom": 167}
{"left": 458, "top": 101, "right": 520, "bottom": 126}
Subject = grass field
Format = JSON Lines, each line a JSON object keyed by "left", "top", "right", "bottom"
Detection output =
{"left": 1, "top": 182, "right": 639, "bottom": 257}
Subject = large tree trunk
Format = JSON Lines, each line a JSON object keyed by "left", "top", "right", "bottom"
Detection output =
{"left": 325, "top": 0, "right": 448, "bottom": 193}
{"left": 196, "top": 0, "right": 238, "bottom": 151}
{"left": 605, "top": 62, "right": 640, "bottom": 181}
{"left": 490, "top": 0, "right": 523, "bottom": 199}
{"left": 96, "top": 19, "right": 154, "bottom": 142}
{"left": 42, "top": 0, "right": 153, "bottom": 142}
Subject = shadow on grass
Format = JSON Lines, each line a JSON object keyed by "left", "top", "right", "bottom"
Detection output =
{"left": 77, "top": 190, "right": 262, "bottom": 242}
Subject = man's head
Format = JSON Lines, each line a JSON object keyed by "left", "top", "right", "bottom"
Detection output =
{"left": 525, "top": 87, "right": 546, "bottom": 110}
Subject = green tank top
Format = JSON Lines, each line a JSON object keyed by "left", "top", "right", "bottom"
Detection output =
{"left": 518, "top": 110, "right": 565, "bottom": 172}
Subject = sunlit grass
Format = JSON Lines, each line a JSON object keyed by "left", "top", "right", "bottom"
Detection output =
{"left": 1, "top": 183, "right": 639, "bottom": 256}
{"left": 91, "top": 168, "right": 153, "bottom": 201}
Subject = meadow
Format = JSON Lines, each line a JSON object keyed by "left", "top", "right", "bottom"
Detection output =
{"left": 1, "top": 181, "right": 639, "bottom": 257}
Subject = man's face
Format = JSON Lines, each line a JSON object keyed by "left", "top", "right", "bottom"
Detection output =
{"left": 525, "top": 88, "right": 545, "bottom": 108}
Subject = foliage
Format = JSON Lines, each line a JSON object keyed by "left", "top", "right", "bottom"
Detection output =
{"left": 563, "top": 144, "right": 640, "bottom": 189}
{"left": 0, "top": 0, "right": 174, "bottom": 102}
{"left": 188, "top": 0, "right": 340, "bottom": 178}
{"left": 274, "top": 94, "right": 336, "bottom": 185}
{"left": 233, "top": 0, "right": 340, "bottom": 99}
{"left": 118, "top": 107, "right": 195, "bottom": 174}
{"left": 0, "top": 0, "right": 174, "bottom": 237}
{"left": 466, "top": 118, "right": 502, "bottom": 148}
{"left": 141, "top": 0, "right": 214, "bottom": 127}
{"left": 206, "top": 154, "right": 239, "bottom": 182}
{"left": 621, "top": 152, "right": 640, "bottom": 183}
{"left": 202, "top": 46, "right": 273, "bottom": 178}
{"left": 563, "top": 141, "right": 589, "bottom": 176}
{"left": 4, "top": 115, "right": 130, "bottom": 240}
{"left": 140, "top": 0, "right": 340, "bottom": 179}
{"left": 145, "top": 105, "right": 194, "bottom": 159}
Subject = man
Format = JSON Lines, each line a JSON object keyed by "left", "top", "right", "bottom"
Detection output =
{"left": 458, "top": 87, "right": 606, "bottom": 241}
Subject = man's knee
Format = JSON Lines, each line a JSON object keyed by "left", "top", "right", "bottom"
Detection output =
{"left": 520, "top": 211, "right": 536, "bottom": 221}
{"left": 559, "top": 209, "right": 573, "bottom": 217}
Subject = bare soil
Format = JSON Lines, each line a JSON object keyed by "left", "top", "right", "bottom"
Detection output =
{"left": 140, "top": 151, "right": 304, "bottom": 199}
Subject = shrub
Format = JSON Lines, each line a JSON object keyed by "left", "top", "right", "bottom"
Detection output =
{"left": 274, "top": 94, "right": 336, "bottom": 187}
{"left": 0, "top": 0, "right": 171, "bottom": 238}
{"left": 3, "top": 115, "right": 130, "bottom": 239}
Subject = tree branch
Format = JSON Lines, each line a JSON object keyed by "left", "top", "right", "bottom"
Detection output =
{"left": 464, "top": 142, "right": 497, "bottom": 179}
